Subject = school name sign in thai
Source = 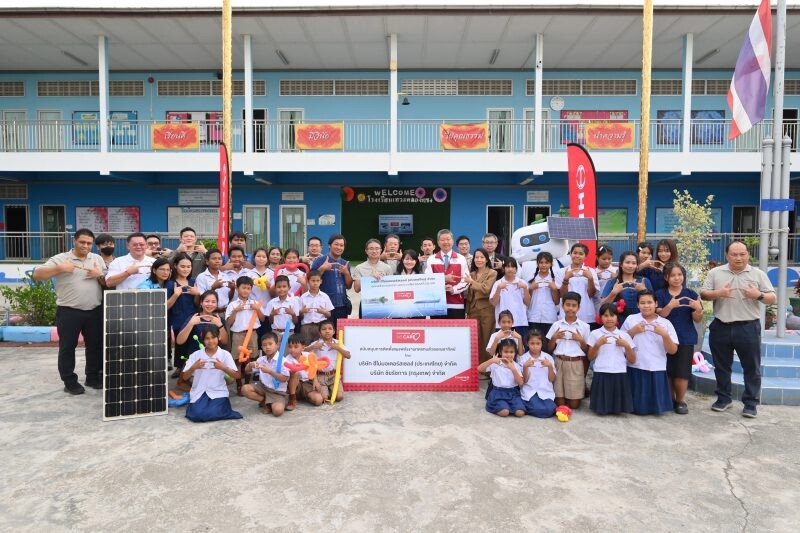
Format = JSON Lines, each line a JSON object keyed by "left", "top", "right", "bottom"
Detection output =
{"left": 151, "top": 123, "right": 200, "bottom": 150}
{"left": 294, "top": 123, "right": 344, "bottom": 150}
{"left": 360, "top": 273, "right": 447, "bottom": 318}
{"left": 340, "top": 319, "right": 478, "bottom": 391}
{"left": 439, "top": 122, "right": 489, "bottom": 150}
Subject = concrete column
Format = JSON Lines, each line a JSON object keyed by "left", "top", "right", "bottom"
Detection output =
{"left": 244, "top": 34, "right": 253, "bottom": 154}
{"left": 98, "top": 35, "right": 109, "bottom": 154}
{"left": 389, "top": 33, "right": 398, "bottom": 175}
{"left": 681, "top": 33, "right": 693, "bottom": 157}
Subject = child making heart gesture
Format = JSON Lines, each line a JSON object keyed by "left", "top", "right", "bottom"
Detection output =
{"left": 587, "top": 303, "right": 636, "bottom": 415}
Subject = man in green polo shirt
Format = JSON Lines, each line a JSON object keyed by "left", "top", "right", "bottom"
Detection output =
{"left": 33, "top": 228, "right": 106, "bottom": 395}
{"left": 701, "top": 240, "right": 775, "bottom": 418}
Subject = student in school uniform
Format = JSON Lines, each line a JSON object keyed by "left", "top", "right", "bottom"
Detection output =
{"left": 546, "top": 291, "right": 591, "bottom": 410}
{"left": 518, "top": 329, "right": 557, "bottom": 418}
{"left": 298, "top": 320, "right": 351, "bottom": 404}
{"left": 264, "top": 275, "right": 302, "bottom": 343}
{"left": 195, "top": 249, "right": 233, "bottom": 315}
{"left": 298, "top": 270, "right": 335, "bottom": 344}
{"left": 587, "top": 303, "right": 636, "bottom": 415}
{"left": 489, "top": 257, "right": 530, "bottom": 340}
{"left": 477, "top": 338, "right": 526, "bottom": 417}
{"left": 526, "top": 251, "right": 560, "bottom": 345}
{"left": 181, "top": 326, "right": 242, "bottom": 423}
{"left": 241, "top": 332, "right": 290, "bottom": 417}
{"left": 621, "top": 290, "right": 679, "bottom": 415}
{"left": 225, "top": 276, "right": 265, "bottom": 395}
{"left": 555, "top": 243, "right": 599, "bottom": 326}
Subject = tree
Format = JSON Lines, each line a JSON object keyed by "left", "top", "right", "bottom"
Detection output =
{"left": 672, "top": 189, "right": 715, "bottom": 286}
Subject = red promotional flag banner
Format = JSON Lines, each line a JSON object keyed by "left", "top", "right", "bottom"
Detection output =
{"left": 218, "top": 143, "right": 229, "bottom": 256}
{"left": 566, "top": 143, "right": 598, "bottom": 266}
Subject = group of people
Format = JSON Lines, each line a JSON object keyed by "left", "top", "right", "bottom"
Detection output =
{"left": 474, "top": 239, "right": 774, "bottom": 420}
{"left": 36, "top": 225, "right": 774, "bottom": 422}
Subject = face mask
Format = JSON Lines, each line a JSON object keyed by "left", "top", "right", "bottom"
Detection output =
{"left": 100, "top": 247, "right": 115, "bottom": 256}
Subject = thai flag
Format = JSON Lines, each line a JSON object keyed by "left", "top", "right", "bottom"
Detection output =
{"left": 727, "top": 0, "right": 773, "bottom": 140}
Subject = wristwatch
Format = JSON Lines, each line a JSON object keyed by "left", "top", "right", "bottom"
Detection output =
{"left": 757, "top": 292, "right": 765, "bottom": 301}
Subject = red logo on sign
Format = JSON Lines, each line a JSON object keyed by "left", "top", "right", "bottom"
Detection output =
{"left": 394, "top": 291, "right": 414, "bottom": 300}
{"left": 392, "top": 329, "right": 425, "bottom": 343}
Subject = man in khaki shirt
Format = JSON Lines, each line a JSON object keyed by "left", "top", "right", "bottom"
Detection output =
{"left": 33, "top": 228, "right": 106, "bottom": 395}
{"left": 701, "top": 241, "right": 775, "bottom": 418}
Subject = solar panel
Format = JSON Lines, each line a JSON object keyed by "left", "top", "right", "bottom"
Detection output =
{"left": 103, "top": 289, "right": 168, "bottom": 421}
{"left": 547, "top": 216, "right": 597, "bottom": 241}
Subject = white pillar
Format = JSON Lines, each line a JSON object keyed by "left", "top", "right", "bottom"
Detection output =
{"left": 681, "top": 33, "right": 693, "bottom": 157}
{"left": 389, "top": 33, "right": 398, "bottom": 175}
{"left": 98, "top": 35, "right": 109, "bottom": 154}
{"left": 244, "top": 34, "right": 253, "bottom": 154}
{"left": 534, "top": 33, "right": 543, "bottom": 156}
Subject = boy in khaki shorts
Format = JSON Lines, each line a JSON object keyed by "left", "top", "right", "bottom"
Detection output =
{"left": 546, "top": 292, "right": 590, "bottom": 410}
{"left": 288, "top": 323, "right": 350, "bottom": 407}
{"left": 241, "top": 332, "right": 290, "bottom": 416}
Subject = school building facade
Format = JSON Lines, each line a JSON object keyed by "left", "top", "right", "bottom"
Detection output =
{"left": 1, "top": 1, "right": 799, "bottom": 262}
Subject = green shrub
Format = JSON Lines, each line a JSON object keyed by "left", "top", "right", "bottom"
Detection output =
{"left": 0, "top": 275, "right": 57, "bottom": 326}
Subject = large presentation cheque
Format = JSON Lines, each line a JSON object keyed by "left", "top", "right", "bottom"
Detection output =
{"left": 360, "top": 273, "right": 447, "bottom": 318}
{"left": 340, "top": 319, "right": 478, "bottom": 391}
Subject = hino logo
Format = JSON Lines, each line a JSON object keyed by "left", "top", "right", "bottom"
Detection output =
{"left": 576, "top": 164, "right": 586, "bottom": 190}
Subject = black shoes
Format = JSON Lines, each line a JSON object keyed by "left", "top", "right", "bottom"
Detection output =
{"left": 711, "top": 399, "right": 732, "bottom": 412}
{"left": 674, "top": 401, "right": 688, "bottom": 415}
{"left": 64, "top": 382, "right": 85, "bottom": 395}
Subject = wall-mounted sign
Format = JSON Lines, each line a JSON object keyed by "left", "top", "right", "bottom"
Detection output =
{"left": 281, "top": 192, "right": 304, "bottom": 201}
{"left": 294, "top": 123, "right": 344, "bottom": 150}
{"left": 526, "top": 190, "right": 549, "bottom": 202}
{"left": 151, "top": 123, "right": 200, "bottom": 150}
{"left": 178, "top": 188, "right": 218, "bottom": 206}
{"left": 439, "top": 123, "right": 488, "bottom": 150}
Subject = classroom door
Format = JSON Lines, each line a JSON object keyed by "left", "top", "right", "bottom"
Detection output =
{"left": 486, "top": 205, "right": 513, "bottom": 256}
{"left": 278, "top": 109, "right": 303, "bottom": 152}
{"left": 784, "top": 109, "right": 798, "bottom": 150}
{"left": 241, "top": 108, "right": 267, "bottom": 152}
{"left": 40, "top": 205, "right": 66, "bottom": 257}
{"left": 488, "top": 109, "right": 512, "bottom": 152}
{"left": 243, "top": 205, "right": 270, "bottom": 248}
{"left": 4, "top": 204, "right": 29, "bottom": 258}
{"left": 2, "top": 110, "right": 27, "bottom": 152}
{"left": 280, "top": 205, "right": 306, "bottom": 254}
{"left": 37, "top": 110, "right": 63, "bottom": 151}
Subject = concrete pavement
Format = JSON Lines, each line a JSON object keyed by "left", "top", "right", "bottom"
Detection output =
{"left": 0, "top": 346, "right": 798, "bottom": 532}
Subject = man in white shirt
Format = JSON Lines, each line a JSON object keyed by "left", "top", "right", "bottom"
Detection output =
{"left": 425, "top": 229, "right": 469, "bottom": 319}
{"left": 105, "top": 232, "right": 156, "bottom": 289}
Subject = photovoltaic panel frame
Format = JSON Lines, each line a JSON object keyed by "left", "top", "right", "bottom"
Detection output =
{"left": 547, "top": 216, "right": 597, "bottom": 241}
{"left": 103, "top": 289, "right": 169, "bottom": 421}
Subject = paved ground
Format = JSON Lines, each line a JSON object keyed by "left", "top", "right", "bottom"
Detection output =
{"left": 1, "top": 346, "right": 799, "bottom": 532}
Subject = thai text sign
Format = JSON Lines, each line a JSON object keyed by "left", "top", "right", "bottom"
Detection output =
{"left": 295, "top": 123, "right": 344, "bottom": 150}
{"left": 340, "top": 319, "right": 478, "bottom": 391}
{"left": 360, "top": 273, "right": 447, "bottom": 318}
{"left": 584, "top": 122, "right": 635, "bottom": 149}
{"left": 152, "top": 123, "right": 200, "bottom": 150}
{"left": 439, "top": 123, "right": 488, "bottom": 150}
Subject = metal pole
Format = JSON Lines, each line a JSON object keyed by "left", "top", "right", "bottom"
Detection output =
{"left": 769, "top": 0, "right": 786, "bottom": 260}
{"left": 222, "top": 0, "right": 233, "bottom": 231}
{"left": 534, "top": 33, "right": 543, "bottom": 155}
{"left": 759, "top": 138, "right": 774, "bottom": 286}
{"left": 637, "top": 0, "right": 653, "bottom": 242}
{"left": 777, "top": 136, "right": 792, "bottom": 336}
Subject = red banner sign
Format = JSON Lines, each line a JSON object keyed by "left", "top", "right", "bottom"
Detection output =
{"left": 151, "top": 123, "right": 199, "bottom": 150}
{"left": 218, "top": 144, "right": 229, "bottom": 256}
{"left": 295, "top": 123, "right": 344, "bottom": 150}
{"left": 567, "top": 143, "right": 598, "bottom": 266}
{"left": 584, "top": 122, "right": 635, "bottom": 149}
{"left": 439, "top": 123, "right": 488, "bottom": 150}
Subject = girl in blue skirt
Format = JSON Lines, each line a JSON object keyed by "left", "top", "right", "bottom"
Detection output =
{"left": 181, "top": 325, "right": 243, "bottom": 422}
{"left": 621, "top": 290, "right": 679, "bottom": 415}
{"left": 477, "top": 338, "right": 525, "bottom": 417}
{"left": 588, "top": 303, "right": 636, "bottom": 415}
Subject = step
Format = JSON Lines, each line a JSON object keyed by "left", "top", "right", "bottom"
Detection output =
{"left": 731, "top": 357, "right": 800, "bottom": 378}
{"left": 689, "top": 371, "right": 800, "bottom": 405}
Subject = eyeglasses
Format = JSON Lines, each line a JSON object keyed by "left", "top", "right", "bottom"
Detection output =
{"left": 130, "top": 242, "right": 146, "bottom": 247}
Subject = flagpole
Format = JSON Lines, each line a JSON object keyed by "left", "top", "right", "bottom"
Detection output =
{"left": 222, "top": 0, "right": 233, "bottom": 238}
{"left": 774, "top": 0, "right": 788, "bottom": 335}
{"left": 637, "top": 0, "right": 653, "bottom": 242}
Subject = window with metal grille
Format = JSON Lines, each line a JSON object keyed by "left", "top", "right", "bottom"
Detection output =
{"left": 37, "top": 80, "right": 96, "bottom": 97}
{"left": 652, "top": 79, "right": 682, "bottom": 95}
{"left": 0, "top": 81, "right": 24, "bottom": 97}
{"left": 211, "top": 80, "right": 267, "bottom": 96}
{"left": 109, "top": 80, "right": 144, "bottom": 97}
{"left": 158, "top": 80, "right": 212, "bottom": 96}
{"left": 334, "top": 79, "right": 388, "bottom": 95}
{"left": 540, "top": 79, "right": 581, "bottom": 95}
{"left": 400, "top": 79, "right": 457, "bottom": 96}
{"left": 786, "top": 79, "right": 800, "bottom": 95}
{"left": 458, "top": 79, "right": 512, "bottom": 96}
{"left": 581, "top": 79, "right": 637, "bottom": 95}
{"left": 692, "top": 79, "right": 729, "bottom": 95}
{"left": 280, "top": 80, "right": 334, "bottom": 96}
{"left": 0, "top": 184, "right": 28, "bottom": 199}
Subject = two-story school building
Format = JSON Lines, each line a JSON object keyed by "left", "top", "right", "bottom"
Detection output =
{"left": 1, "top": 1, "right": 799, "bottom": 261}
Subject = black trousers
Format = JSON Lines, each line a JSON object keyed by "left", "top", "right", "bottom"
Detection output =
{"left": 330, "top": 305, "right": 349, "bottom": 331}
{"left": 56, "top": 305, "right": 103, "bottom": 385}
{"left": 709, "top": 318, "right": 762, "bottom": 406}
